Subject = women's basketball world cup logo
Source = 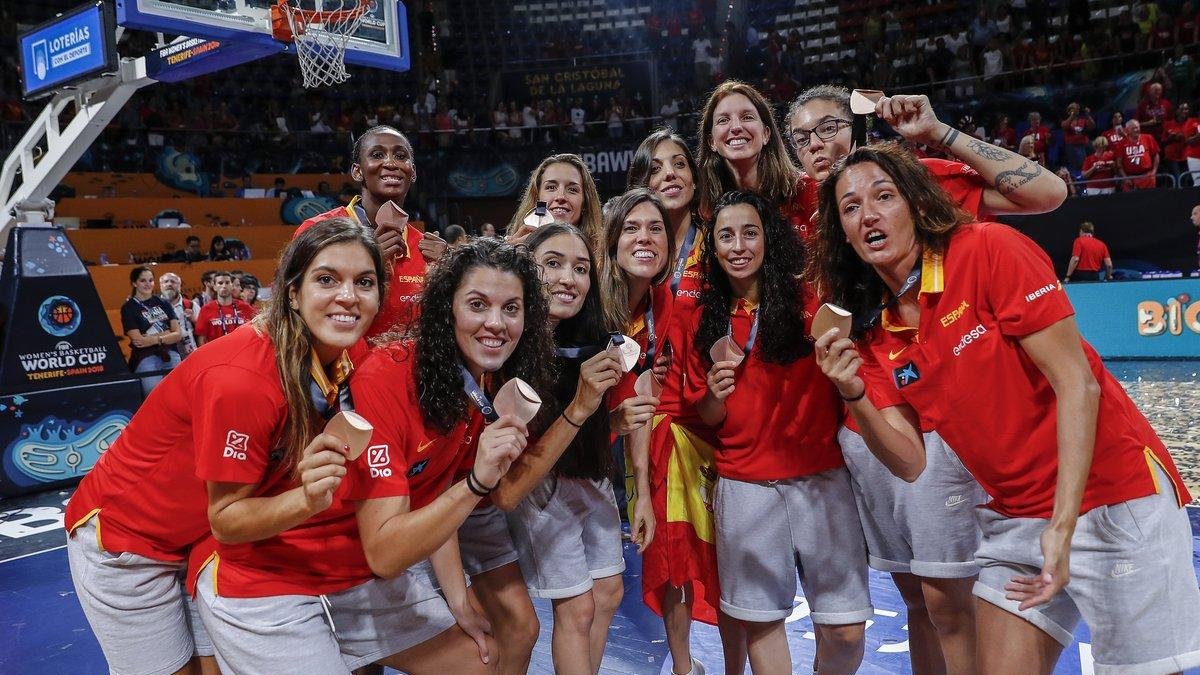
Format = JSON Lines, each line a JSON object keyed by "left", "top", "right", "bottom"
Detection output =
{"left": 38, "top": 295, "right": 82, "bottom": 337}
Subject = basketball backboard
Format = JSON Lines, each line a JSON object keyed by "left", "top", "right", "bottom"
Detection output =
{"left": 115, "top": 0, "right": 409, "bottom": 72}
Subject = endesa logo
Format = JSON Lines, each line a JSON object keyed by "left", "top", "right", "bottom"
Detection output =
{"left": 223, "top": 430, "right": 249, "bottom": 460}
{"left": 367, "top": 444, "right": 393, "bottom": 478}
{"left": 952, "top": 323, "right": 988, "bottom": 356}
{"left": 1137, "top": 293, "right": 1200, "bottom": 336}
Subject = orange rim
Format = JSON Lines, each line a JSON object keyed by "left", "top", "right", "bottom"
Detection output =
{"left": 270, "top": 0, "right": 372, "bottom": 41}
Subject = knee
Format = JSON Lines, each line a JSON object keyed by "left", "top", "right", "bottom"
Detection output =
{"left": 592, "top": 580, "right": 624, "bottom": 616}
{"left": 510, "top": 610, "right": 541, "bottom": 648}
{"left": 817, "top": 623, "right": 866, "bottom": 653}
{"left": 555, "top": 596, "right": 596, "bottom": 636}
{"left": 925, "top": 593, "right": 975, "bottom": 636}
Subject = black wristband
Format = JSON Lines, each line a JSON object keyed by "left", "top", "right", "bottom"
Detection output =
{"left": 840, "top": 387, "right": 867, "bottom": 403}
{"left": 465, "top": 469, "right": 494, "bottom": 497}
{"left": 560, "top": 410, "right": 584, "bottom": 428}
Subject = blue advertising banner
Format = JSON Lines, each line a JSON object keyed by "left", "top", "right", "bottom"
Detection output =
{"left": 1066, "top": 279, "right": 1200, "bottom": 358}
{"left": 19, "top": 1, "right": 117, "bottom": 99}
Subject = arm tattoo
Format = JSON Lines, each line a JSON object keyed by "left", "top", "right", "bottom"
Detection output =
{"left": 936, "top": 126, "right": 960, "bottom": 152}
{"left": 995, "top": 161, "right": 1044, "bottom": 195}
{"left": 965, "top": 138, "right": 1009, "bottom": 162}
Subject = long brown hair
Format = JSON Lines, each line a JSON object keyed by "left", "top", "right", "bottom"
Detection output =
{"left": 696, "top": 81, "right": 798, "bottom": 220}
{"left": 254, "top": 217, "right": 386, "bottom": 472}
{"left": 805, "top": 143, "right": 970, "bottom": 337}
{"left": 507, "top": 154, "right": 604, "bottom": 247}
{"left": 596, "top": 188, "right": 676, "bottom": 332}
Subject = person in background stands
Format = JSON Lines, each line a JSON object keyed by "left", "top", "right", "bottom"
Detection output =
{"left": 123, "top": 266, "right": 183, "bottom": 396}
{"left": 238, "top": 274, "right": 261, "bottom": 307}
{"left": 1081, "top": 136, "right": 1118, "bottom": 195}
{"left": 1063, "top": 222, "right": 1113, "bottom": 282}
{"left": 158, "top": 272, "right": 196, "bottom": 357}
{"left": 446, "top": 224, "right": 468, "bottom": 246}
{"left": 1115, "top": 119, "right": 1160, "bottom": 190}
{"left": 194, "top": 272, "right": 257, "bottom": 347}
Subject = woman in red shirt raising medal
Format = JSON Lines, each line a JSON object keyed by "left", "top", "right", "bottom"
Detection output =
{"left": 811, "top": 143, "right": 1200, "bottom": 675}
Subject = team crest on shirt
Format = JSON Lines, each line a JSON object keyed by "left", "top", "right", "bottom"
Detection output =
{"left": 892, "top": 361, "right": 920, "bottom": 389}
{"left": 223, "top": 430, "right": 249, "bottom": 460}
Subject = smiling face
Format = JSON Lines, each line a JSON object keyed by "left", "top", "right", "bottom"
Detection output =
{"left": 133, "top": 270, "right": 155, "bottom": 298}
{"left": 288, "top": 242, "right": 380, "bottom": 364}
{"left": 533, "top": 232, "right": 592, "bottom": 322}
{"left": 709, "top": 93, "right": 770, "bottom": 165}
{"left": 647, "top": 140, "right": 696, "bottom": 216}
{"left": 713, "top": 203, "right": 765, "bottom": 287}
{"left": 835, "top": 161, "right": 920, "bottom": 278}
{"left": 353, "top": 130, "right": 416, "bottom": 204}
{"left": 788, "top": 98, "right": 853, "bottom": 182}
{"left": 537, "top": 162, "right": 585, "bottom": 225}
{"left": 452, "top": 266, "right": 526, "bottom": 379}
{"left": 616, "top": 201, "right": 669, "bottom": 281}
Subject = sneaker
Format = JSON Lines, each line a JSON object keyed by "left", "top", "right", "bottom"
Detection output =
{"left": 673, "top": 657, "right": 706, "bottom": 675}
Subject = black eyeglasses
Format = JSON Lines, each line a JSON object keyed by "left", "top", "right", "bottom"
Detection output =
{"left": 788, "top": 119, "right": 852, "bottom": 149}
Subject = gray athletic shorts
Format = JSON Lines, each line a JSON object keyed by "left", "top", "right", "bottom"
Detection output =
{"left": 507, "top": 475, "right": 626, "bottom": 598}
{"left": 66, "top": 518, "right": 212, "bottom": 675}
{"left": 839, "top": 426, "right": 984, "bottom": 578}
{"left": 195, "top": 560, "right": 456, "bottom": 673}
{"left": 458, "top": 503, "right": 520, "bottom": 577}
{"left": 973, "top": 464, "right": 1200, "bottom": 675}
{"left": 715, "top": 467, "right": 874, "bottom": 624}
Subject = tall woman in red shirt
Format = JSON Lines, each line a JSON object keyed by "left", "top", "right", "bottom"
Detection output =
{"left": 627, "top": 129, "right": 747, "bottom": 674}
{"left": 810, "top": 143, "right": 1199, "bottom": 675}
{"left": 686, "top": 191, "right": 874, "bottom": 675}
{"left": 299, "top": 125, "right": 447, "bottom": 337}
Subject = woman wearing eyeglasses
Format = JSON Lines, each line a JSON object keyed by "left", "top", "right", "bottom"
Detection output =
{"left": 785, "top": 85, "right": 1068, "bottom": 675}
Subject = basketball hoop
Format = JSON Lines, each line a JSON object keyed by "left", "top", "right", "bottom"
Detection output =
{"left": 271, "top": 0, "right": 373, "bottom": 88}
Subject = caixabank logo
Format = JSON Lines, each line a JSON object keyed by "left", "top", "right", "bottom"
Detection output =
{"left": 1137, "top": 292, "right": 1200, "bottom": 336}
{"left": 37, "top": 295, "right": 81, "bottom": 337}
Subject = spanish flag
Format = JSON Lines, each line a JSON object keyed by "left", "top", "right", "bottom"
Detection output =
{"left": 628, "top": 414, "right": 721, "bottom": 625}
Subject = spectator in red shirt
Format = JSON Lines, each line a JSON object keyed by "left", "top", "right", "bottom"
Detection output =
{"left": 1103, "top": 110, "right": 1126, "bottom": 146}
{"left": 992, "top": 114, "right": 1018, "bottom": 151}
{"left": 1161, "top": 102, "right": 1193, "bottom": 179}
{"left": 1136, "top": 82, "right": 1173, "bottom": 141}
{"left": 1024, "top": 111, "right": 1051, "bottom": 165}
{"left": 1060, "top": 102, "right": 1096, "bottom": 172}
{"left": 1064, "top": 221, "right": 1113, "bottom": 282}
{"left": 1184, "top": 109, "right": 1200, "bottom": 186}
{"left": 1116, "top": 119, "right": 1161, "bottom": 190}
{"left": 1081, "top": 135, "right": 1119, "bottom": 195}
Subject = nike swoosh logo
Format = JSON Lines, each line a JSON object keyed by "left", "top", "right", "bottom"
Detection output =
{"left": 888, "top": 346, "right": 911, "bottom": 361}
{"left": 944, "top": 495, "right": 967, "bottom": 508}
{"left": 416, "top": 440, "right": 434, "bottom": 454}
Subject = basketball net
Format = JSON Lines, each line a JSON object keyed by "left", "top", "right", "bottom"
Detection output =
{"left": 272, "top": 0, "right": 373, "bottom": 88}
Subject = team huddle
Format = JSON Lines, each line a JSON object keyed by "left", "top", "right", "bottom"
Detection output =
{"left": 65, "top": 82, "right": 1200, "bottom": 675}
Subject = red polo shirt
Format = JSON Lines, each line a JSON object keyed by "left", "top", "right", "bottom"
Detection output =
{"left": 1071, "top": 235, "right": 1110, "bottom": 272}
{"left": 1116, "top": 133, "right": 1160, "bottom": 188}
{"left": 858, "top": 222, "right": 1190, "bottom": 518}
{"left": 353, "top": 344, "right": 485, "bottom": 510}
{"left": 682, "top": 288, "right": 843, "bottom": 481}
{"left": 66, "top": 326, "right": 287, "bottom": 561}
{"left": 193, "top": 338, "right": 405, "bottom": 598}
{"left": 298, "top": 200, "right": 428, "bottom": 338}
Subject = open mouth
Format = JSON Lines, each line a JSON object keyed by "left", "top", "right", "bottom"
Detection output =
{"left": 865, "top": 230, "right": 888, "bottom": 250}
{"left": 477, "top": 335, "right": 506, "bottom": 351}
{"left": 660, "top": 184, "right": 683, "bottom": 198}
{"left": 727, "top": 256, "right": 753, "bottom": 269}
{"left": 549, "top": 206, "right": 572, "bottom": 219}
{"left": 328, "top": 313, "right": 360, "bottom": 326}
{"left": 633, "top": 249, "right": 657, "bottom": 261}
{"left": 726, "top": 137, "right": 750, "bottom": 149}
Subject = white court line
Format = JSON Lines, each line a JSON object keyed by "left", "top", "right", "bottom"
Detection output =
{"left": 0, "top": 543, "right": 66, "bottom": 565}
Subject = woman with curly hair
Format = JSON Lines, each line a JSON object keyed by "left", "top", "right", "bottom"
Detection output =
{"left": 355, "top": 238, "right": 559, "bottom": 675}
{"left": 491, "top": 223, "right": 627, "bottom": 674}
{"left": 683, "top": 192, "right": 872, "bottom": 675}
{"left": 506, "top": 153, "right": 604, "bottom": 247}
{"left": 696, "top": 81, "right": 802, "bottom": 233}
{"left": 299, "top": 125, "right": 447, "bottom": 337}
{"left": 627, "top": 129, "right": 746, "bottom": 674}
{"left": 595, "top": 188, "right": 676, "bottom": 557}
{"left": 810, "top": 143, "right": 1198, "bottom": 675}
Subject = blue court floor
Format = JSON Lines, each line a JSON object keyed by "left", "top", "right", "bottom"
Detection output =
{"left": 0, "top": 487, "right": 1197, "bottom": 675}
